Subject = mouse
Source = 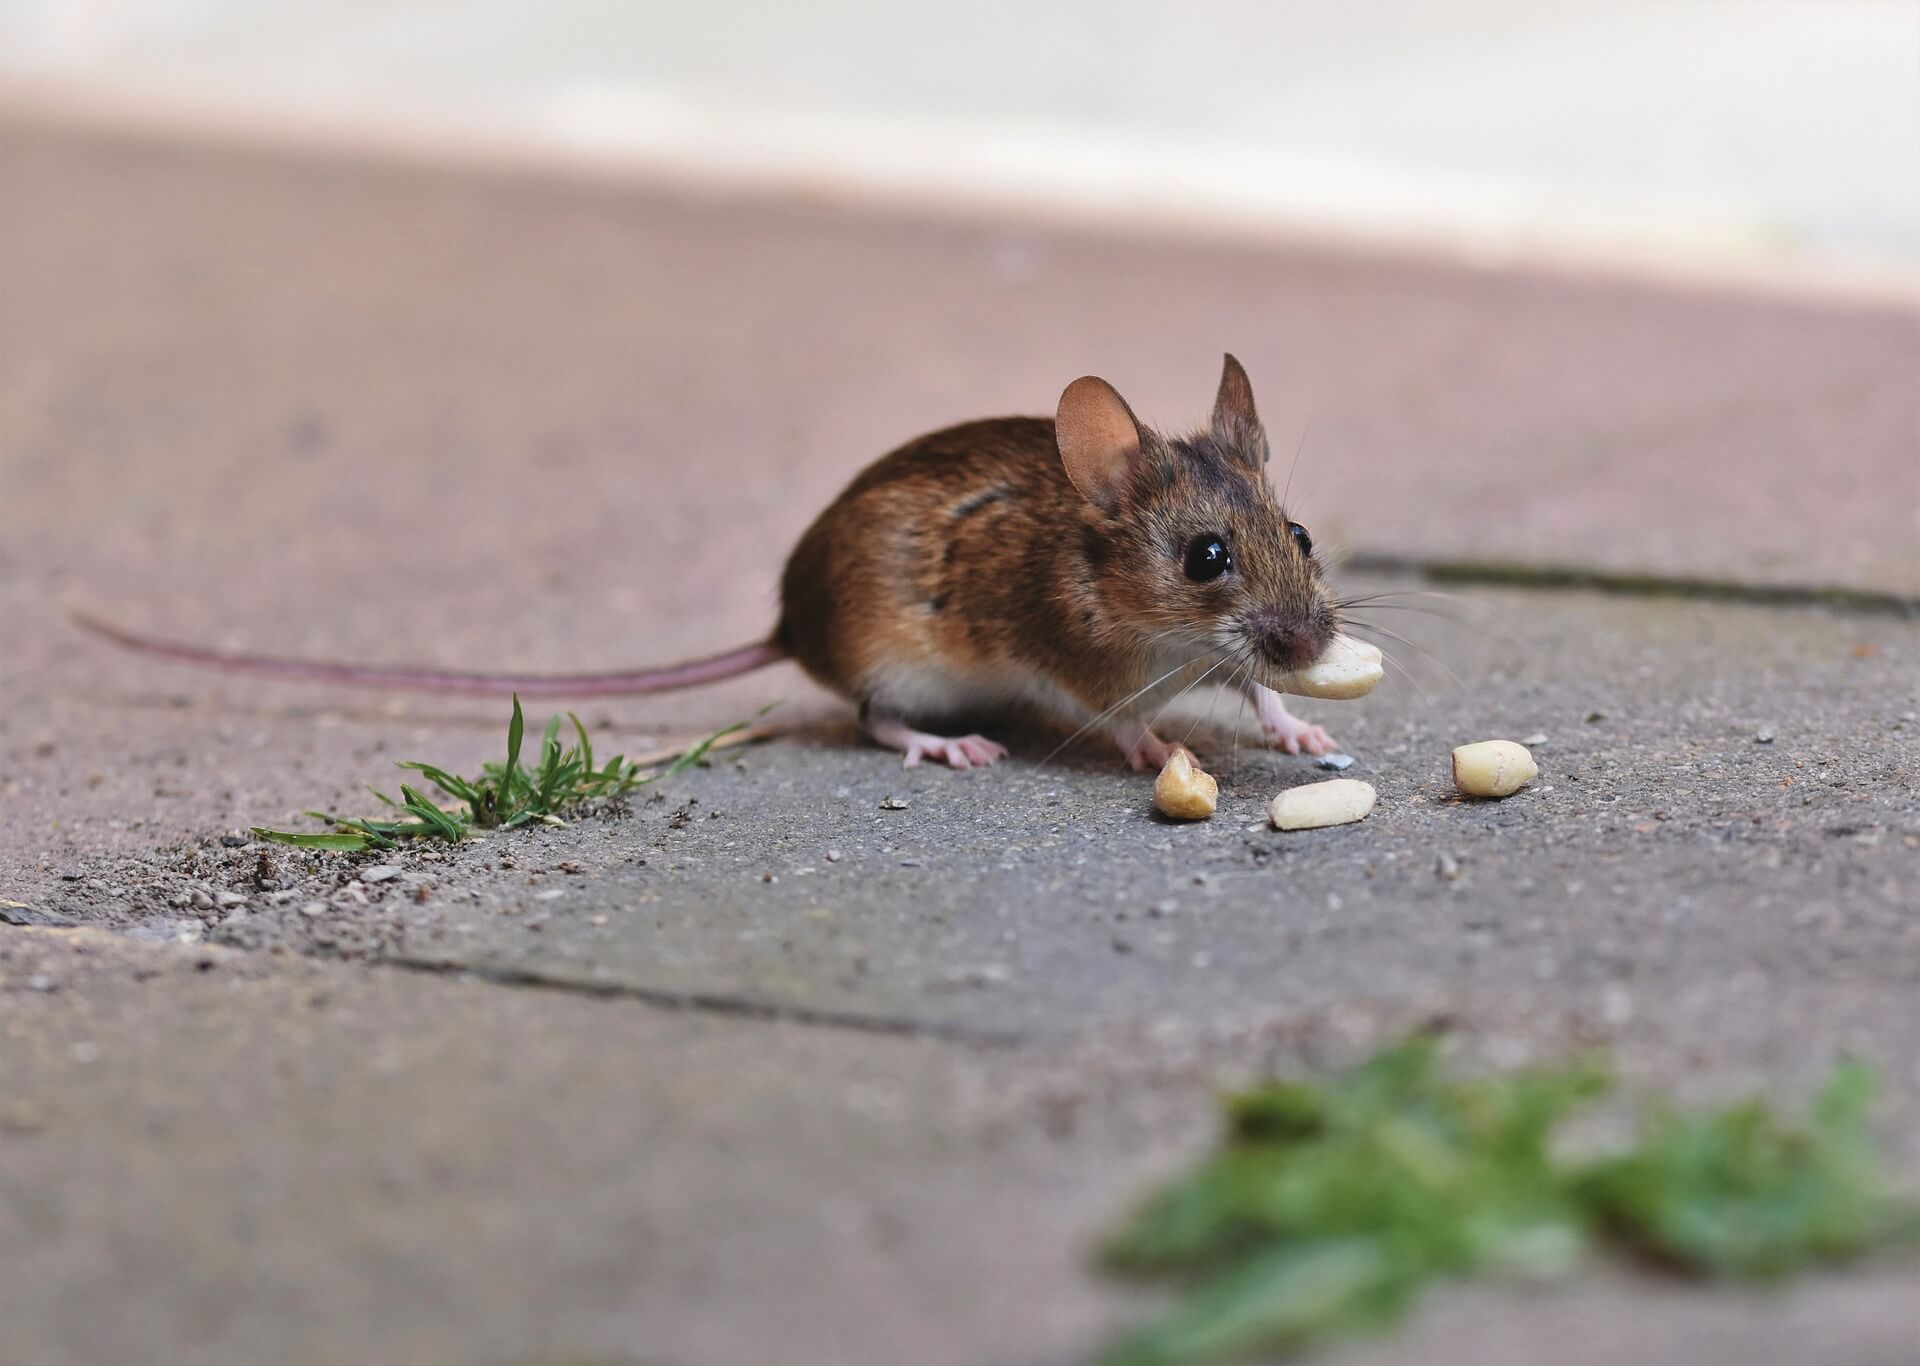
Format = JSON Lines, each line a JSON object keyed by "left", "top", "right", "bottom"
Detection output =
{"left": 74, "top": 354, "right": 1345, "bottom": 770}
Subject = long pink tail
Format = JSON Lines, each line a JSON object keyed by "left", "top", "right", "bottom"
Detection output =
{"left": 70, "top": 611, "right": 785, "bottom": 697}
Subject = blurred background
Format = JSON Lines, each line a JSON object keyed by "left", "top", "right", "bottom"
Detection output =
{"left": 5, "top": 0, "right": 1918, "bottom": 286}
{"left": 1, "top": 0, "right": 1916, "bottom": 688}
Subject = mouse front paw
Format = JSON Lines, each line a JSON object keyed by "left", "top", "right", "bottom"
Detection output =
{"left": 1252, "top": 685, "right": 1337, "bottom": 755}
{"left": 1106, "top": 719, "right": 1180, "bottom": 771}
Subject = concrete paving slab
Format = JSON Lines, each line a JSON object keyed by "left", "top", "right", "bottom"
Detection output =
{"left": 0, "top": 927, "right": 1149, "bottom": 1366}
{"left": 10, "top": 582, "right": 1916, "bottom": 1045}
{"left": 3, "top": 918, "right": 1917, "bottom": 1366}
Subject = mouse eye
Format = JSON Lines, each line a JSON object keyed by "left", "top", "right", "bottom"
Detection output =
{"left": 1183, "top": 535, "right": 1233, "bottom": 583}
{"left": 1288, "top": 522, "right": 1314, "bottom": 557}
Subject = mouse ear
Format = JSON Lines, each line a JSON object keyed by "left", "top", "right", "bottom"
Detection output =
{"left": 1211, "top": 354, "right": 1263, "bottom": 457}
{"left": 1057, "top": 376, "right": 1145, "bottom": 511}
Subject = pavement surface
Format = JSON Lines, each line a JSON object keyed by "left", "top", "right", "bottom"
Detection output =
{"left": 2, "top": 122, "right": 1918, "bottom": 1365}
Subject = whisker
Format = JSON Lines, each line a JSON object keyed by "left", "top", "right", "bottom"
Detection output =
{"left": 1335, "top": 589, "right": 1474, "bottom": 608}
{"left": 1040, "top": 651, "right": 1220, "bottom": 766}
{"left": 1340, "top": 602, "right": 1479, "bottom": 629}
{"left": 1340, "top": 620, "right": 1464, "bottom": 689}
{"left": 1184, "top": 648, "right": 1255, "bottom": 752}
{"left": 1280, "top": 417, "right": 1312, "bottom": 510}
{"left": 1370, "top": 642, "right": 1432, "bottom": 706}
{"left": 1335, "top": 589, "right": 1506, "bottom": 635}
{"left": 1143, "top": 648, "right": 1248, "bottom": 739}
{"left": 1230, "top": 665, "right": 1253, "bottom": 787}
{"left": 1215, "top": 654, "right": 1259, "bottom": 782}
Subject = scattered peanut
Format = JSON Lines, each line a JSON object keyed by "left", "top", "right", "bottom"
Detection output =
{"left": 1270, "top": 778, "right": 1377, "bottom": 830}
{"left": 1277, "top": 635, "right": 1385, "bottom": 700}
{"left": 1451, "top": 740, "right": 1537, "bottom": 798}
{"left": 1154, "top": 748, "right": 1219, "bottom": 820}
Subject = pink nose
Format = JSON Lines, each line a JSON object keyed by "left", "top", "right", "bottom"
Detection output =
{"left": 1247, "top": 608, "right": 1320, "bottom": 671}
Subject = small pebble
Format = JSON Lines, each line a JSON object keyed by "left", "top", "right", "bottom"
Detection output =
{"left": 1754, "top": 727, "right": 1776, "bottom": 744}
{"left": 1585, "top": 711, "right": 1607, "bottom": 723}
{"left": 0, "top": 1099, "right": 46, "bottom": 1133}
{"left": 879, "top": 797, "right": 910, "bottom": 811}
{"left": 24, "top": 974, "right": 57, "bottom": 992}
{"left": 220, "top": 833, "right": 251, "bottom": 848}
{"left": 361, "top": 865, "right": 403, "bottom": 883}
{"left": 215, "top": 891, "right": 247, "bottom": 908}
{"left": 1315, "top": 753, "right": 1356, "bottom": 771}
{"left": 825, "top": 849, "right": 843, "bottom": 863}
{"left": 1435, "top": 853, "right": 1463, "bottom": 881}
{"left": 1521, "top": 732, "right": 1549, "bottom": 746}
{"left": 299, "top": 901, "right": 328, "bottom": 917}
{"left": 1600, "top": 983, "right": 1635, "bottom": 1026}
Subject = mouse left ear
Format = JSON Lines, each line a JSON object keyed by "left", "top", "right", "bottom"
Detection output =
{"left": 1057, "top": 376, "right": 1146, "bottom": 512}
{"left": 1212, "top": 353, "right": 1268, "bottom": 463}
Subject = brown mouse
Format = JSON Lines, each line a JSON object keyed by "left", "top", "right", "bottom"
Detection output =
{"left": 75, "top": 355, "right": 1344, "bottom": 770}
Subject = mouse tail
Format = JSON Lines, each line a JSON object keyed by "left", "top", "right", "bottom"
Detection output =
{"left": 69, "top": 610, "right": 786, "bottom": 697}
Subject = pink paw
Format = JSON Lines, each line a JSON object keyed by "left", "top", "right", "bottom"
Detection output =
{"left": 1123, "top": 733, "right": 1180, "bottom": 772}
{"left": 1263, "top": 714, "right": 1337, "bottom": 756}
{"left": 902, "top": 733, "right": 1009, "bottom": 770}
{"left": 1251, "top": 685, "right": 1338, "bottom": 756}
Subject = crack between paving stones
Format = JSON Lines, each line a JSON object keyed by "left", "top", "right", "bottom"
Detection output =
{"left": 1343, "top": 553, "right": 1920, "bottom": 618}
{"left": 374, "top": 953, "right": 1029, "bottom": 1048}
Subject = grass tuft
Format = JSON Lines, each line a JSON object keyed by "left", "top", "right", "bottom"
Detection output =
{"left": 254, "top": 695, "right": 771, "bottom": 852}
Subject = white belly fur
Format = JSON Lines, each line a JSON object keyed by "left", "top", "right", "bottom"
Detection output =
{"left": 861, "top": 659, "right": 1091, "bottom": 729}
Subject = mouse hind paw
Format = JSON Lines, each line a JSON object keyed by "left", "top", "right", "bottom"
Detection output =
{"left": 864, "top": 712, "right": 1009, "bottom": 770}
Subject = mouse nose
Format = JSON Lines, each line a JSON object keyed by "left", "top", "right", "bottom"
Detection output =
{"left": 1245, "top": 607, "right": 1321, "bottom": 672}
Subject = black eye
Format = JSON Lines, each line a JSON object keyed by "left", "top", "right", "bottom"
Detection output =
{"left": 1289, "top": 522, "right": 1314, "bottom": 557}
{"left": 1183, "top": 535, "right": 1232, "bottom": 582}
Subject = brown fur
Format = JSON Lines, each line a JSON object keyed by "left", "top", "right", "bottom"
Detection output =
{"left": 778, "top": 355, "right": 1336, "bottom": 731}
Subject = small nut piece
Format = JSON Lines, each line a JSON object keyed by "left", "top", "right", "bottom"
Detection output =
{"left": 1277, "top": 635, "right": 1385, "bottom": 700}
{"left": 1451, "top": 740, "right": 1537, "bottom": 798}
{"left": 1154, "top": 748, "right": 1218, "bottom": 820}
{"left": 1270, "top": 778, "right": 1376, "bottom": 830}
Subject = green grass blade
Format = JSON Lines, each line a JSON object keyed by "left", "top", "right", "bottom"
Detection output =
{"left": 251, "top": 827, "right": 380, "bottom": 851}
{"left": 395, "top": 761, "right": 480, "bottom": 803}
{"left": 399, "top": 784, "right": 467, "bottom": 842}
{"left": 569, "top": 712, "right": 593, "bottom": 775}
{"left": 661, "top": 719, "right": 745, "bottom": 778}
{"left": 502, "top": 694, "right": 527, "bottom": 802}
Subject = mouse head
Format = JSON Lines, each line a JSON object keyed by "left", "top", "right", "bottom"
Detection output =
{"left": 1055, "top": 355, "right": 1337, "bottom": 683}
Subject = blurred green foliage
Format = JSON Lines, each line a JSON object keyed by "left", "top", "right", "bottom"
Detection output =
{"left": 1098, "top": 1039, "right": 1913, "bottom": 1365}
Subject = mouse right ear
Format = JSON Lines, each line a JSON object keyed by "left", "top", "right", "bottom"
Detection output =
{"left": 1057, "top": 376, "right": 1145, "bottom": 512}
